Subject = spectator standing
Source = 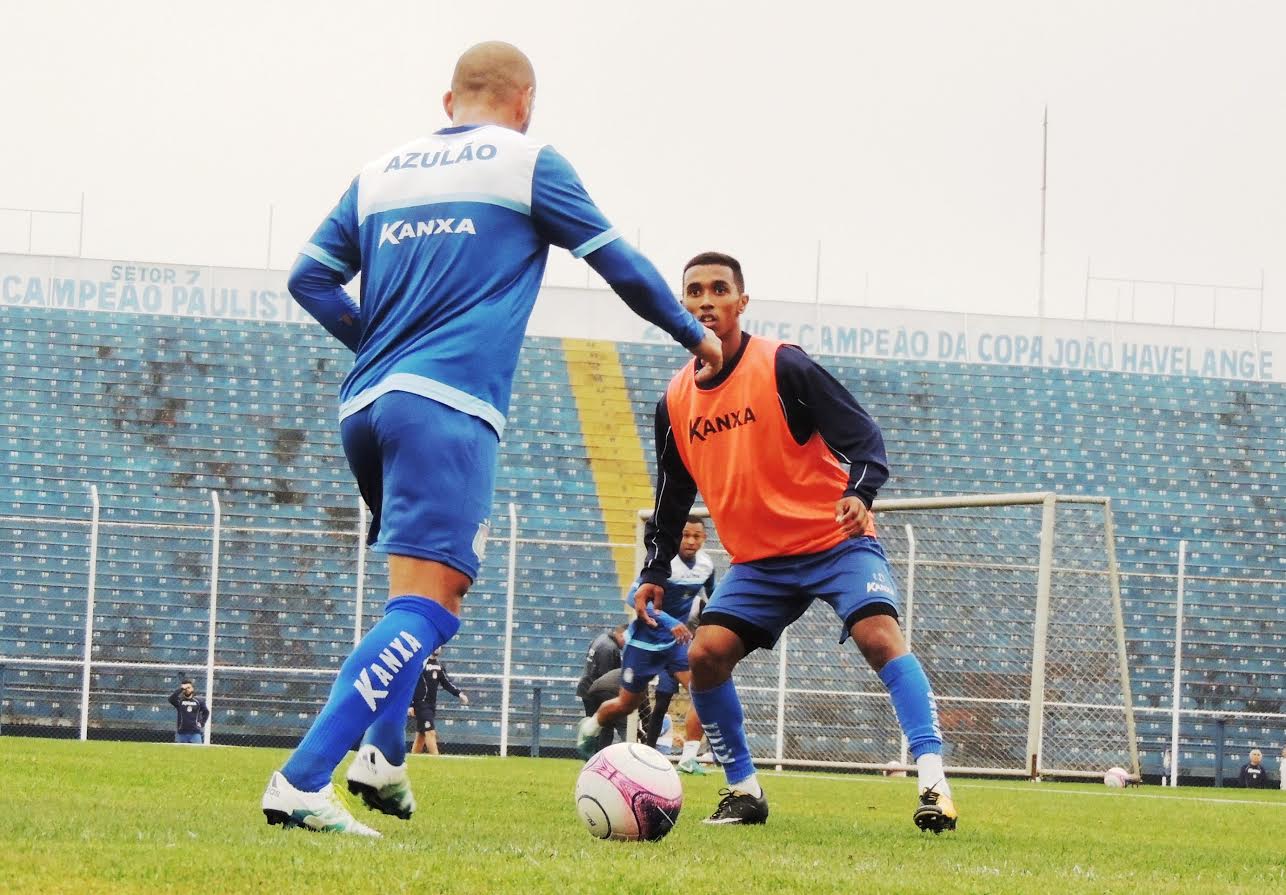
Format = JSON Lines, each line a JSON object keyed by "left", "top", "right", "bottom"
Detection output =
{"left": 1239, "top": 748, "right": 1270, "bottom": 788}
{"left": 168, "top": 679, "right": 209, "bottom": 745}
{"left": 410, "top": 649, "right": 469, "bottom": 755}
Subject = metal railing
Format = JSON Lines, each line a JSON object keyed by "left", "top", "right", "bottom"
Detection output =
{"left": 1, "top": 486, "right": 1282, "bottom": 779}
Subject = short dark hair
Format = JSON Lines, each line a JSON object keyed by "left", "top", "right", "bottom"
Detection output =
{"left": 684, "top": 515, "right": 706, "bottom": 527}
{"left": 180, "top": 679, "right": 193, "bottom": 686}
{"left": 683, "top": 251, "right": 744, "bottom": 292}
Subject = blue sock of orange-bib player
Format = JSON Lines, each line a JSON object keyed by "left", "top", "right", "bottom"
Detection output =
{"left": 878, "top": 653, "right": 943, "bottom": 758}
{"left": 690, "top": 677, "right": 757, "bottom": 787}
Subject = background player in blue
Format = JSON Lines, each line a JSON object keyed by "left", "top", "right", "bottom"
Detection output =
{"left": 642, "top": 519, "right": 716, "bottom": 773}
{"left": 260, "top": 41, "right": 723, "bottom": 836}
{"left": 575, "top": 516, "right": 713, "bottom": 763}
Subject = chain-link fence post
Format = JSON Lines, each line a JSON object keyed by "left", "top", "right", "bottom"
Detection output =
{"left": 531, "top": 686, "right": 542, "bottom": 758}
{"left": 79, "top": 484, "right": 100, "bottom": 741}
{"left": 204, "top": 491, "right": 221, "bottom": 745}
{"left": 499, "top": 502, "right": 518, "bottom": 757}
{"left": 900, "top": 523, "right": 917, "bottom": 766}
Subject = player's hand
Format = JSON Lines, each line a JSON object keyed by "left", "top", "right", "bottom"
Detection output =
{"left": 670, "top": 622, "right": 693, "bottom": 645}
{"left": 835, "top": 496, "right": 871, "bottom": 537}
{"left": 634, "top": 583, "right": 665, "bottom": 627}
{"left": 460, "top": 694, "right": 470, "bottom": 707}
{"left": 690, "top": 331, "right": 723, "bottom": 384}
{"left": 407, "top": 706, "right": 415, "bottom": 718}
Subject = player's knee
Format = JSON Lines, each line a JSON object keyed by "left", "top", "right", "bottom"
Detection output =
{"left": 619, "top": 689, "right": 645, "bottom": 711}
{"left": 688, "top": 639, "right": 736, "bottom": 684}
{"left": 851, "top": 614, "right": 907, "bottom": 671}
{"left": 859, "top": 640, "right": 903, "bottom": 672}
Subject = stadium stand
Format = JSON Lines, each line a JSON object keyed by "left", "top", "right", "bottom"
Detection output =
{"left": 1, "top": 305, "right": 1281, "bottom": 775}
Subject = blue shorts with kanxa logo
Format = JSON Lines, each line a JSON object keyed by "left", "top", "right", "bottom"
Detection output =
{"left": 340, "top": 392, "right": 498, "bottom": 581}
{"left": 701, "top": 537, "right": 900, "bottom": 651}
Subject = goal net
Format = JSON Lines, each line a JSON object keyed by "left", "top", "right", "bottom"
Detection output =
{"left": 635, "top": 492, "right": 1140, "bottom": 779}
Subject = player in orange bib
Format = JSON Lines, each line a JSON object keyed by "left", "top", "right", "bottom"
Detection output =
{"left": 634, "top": 251, "right": 957, "bottom": 832}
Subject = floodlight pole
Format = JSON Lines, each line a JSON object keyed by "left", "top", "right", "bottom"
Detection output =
{"left": 1037, "top": 105, "right": 1048, "bottom": 319}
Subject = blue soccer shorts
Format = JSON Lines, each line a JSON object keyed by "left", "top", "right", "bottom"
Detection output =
{"left": 620, "top": 640, "right": 690, "bottom": 694}
{"left": 340, "top": 391, "right": 498, "bottom": 581}
{"left": 700, "top": 537, "right": 901, "bottom": 651}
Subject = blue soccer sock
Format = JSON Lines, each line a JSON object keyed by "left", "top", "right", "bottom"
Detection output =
{"left": 281, "top": 596, "right": 459, "bottom": 791}
{"left": 361, "top": 691, "right": 416, "bottom": 766}
{"left": 690, "top": 678, "right": 757, "bottom": 790}
{"left": 878, "top": 653, "right": 943, "bottom": 760}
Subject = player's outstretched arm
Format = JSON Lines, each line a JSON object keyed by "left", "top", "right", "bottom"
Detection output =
{"left": 585, "top": 241, "right": 722, "bottom": 381}
{"left": 529, "top": 147, "right": 720, "bottom": 377}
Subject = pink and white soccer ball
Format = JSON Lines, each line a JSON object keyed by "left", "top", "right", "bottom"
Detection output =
{"left": 1103, "top": 766, "right": 1130, "bottom": 788}
{"left": 574, "top": 742, "right": 683, "bottom": 841}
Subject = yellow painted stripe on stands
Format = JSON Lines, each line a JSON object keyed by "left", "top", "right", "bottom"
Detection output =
{"left": 563, "top": 338, "right": 655, "bottom": 592}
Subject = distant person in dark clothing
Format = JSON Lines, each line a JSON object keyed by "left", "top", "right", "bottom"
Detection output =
{"left": 409, "top": 649, "right": 468, "bottom": 755}
{"left": 168, "top": 679, "right": 209, "bottom": 744}
{"left": 1239, "top": 749, "right": 1271, "bottom": 788}
{"left": 576, "top": 625, "right": 626, "bottom": 715}
{"left": 582, "top": 668, "right": 652, "bottom": 752}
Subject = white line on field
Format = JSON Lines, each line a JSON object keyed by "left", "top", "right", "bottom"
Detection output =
{"left": 759, "top": 770, "right": 1286, "bottom": 808}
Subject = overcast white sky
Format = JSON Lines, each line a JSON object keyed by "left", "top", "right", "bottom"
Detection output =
{"left": 2, "top": 1, "right": 1283, "bottom": 330}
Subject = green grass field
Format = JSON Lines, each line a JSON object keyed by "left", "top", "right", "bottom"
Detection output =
{"left": 1, "top": 737, "right": 1283, "bottom": 894}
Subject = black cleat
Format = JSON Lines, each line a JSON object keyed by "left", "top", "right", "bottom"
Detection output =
{"left": 913, "top": 785, "right": 958, "bottom": 834}
{"left": 703, "top": 787, "right": 769, "bottom": 825}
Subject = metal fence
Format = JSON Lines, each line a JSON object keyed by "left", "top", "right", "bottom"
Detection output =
{"left": 1, "top": 487, "right": 1282, "bottom": 783}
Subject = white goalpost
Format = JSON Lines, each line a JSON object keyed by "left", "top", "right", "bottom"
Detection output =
{"left": 635, "top": 492, "right": 1140, "bottom": 780}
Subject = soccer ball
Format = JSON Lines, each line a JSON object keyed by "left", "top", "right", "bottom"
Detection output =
{"left": 574, "top": 742, "right": 683, "bottom": 841}
{"left": 1103, "top": 766, "right": 1130, "bottom": 788}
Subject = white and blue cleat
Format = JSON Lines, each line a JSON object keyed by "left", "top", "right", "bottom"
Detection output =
{"left": 261, "top": 770, "right": 381, "bottom": 837}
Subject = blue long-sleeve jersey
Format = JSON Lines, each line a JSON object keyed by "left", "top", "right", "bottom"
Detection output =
{"left": 288, "top": 124, "right": 705, "bottom": 437}
{"left": 625, "top": 550, "right": 716, "bottom": 650}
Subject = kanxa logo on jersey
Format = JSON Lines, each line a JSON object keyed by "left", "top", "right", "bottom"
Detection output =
{"left": 688, "top": 406, "right": 757, "bottom": 443}
{"left": 379, "top": 218, "right": 477, "bottom": 247}
{"left": 383, "top": 143, "right": 498, "bottom": 172}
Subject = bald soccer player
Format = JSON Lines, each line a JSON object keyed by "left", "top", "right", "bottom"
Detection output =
{"left": 261, "top": 42, "right": 722, "bottom": 836}
{"left": 627, "top": 251, "right": 957, "bottom": 832}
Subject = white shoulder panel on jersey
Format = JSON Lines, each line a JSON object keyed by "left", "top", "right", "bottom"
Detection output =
{"left": 355, "top": 125, "right": 545, "bottom": 226}
{"left": 669, "top": 550, "right": 715, "bottom": 586}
